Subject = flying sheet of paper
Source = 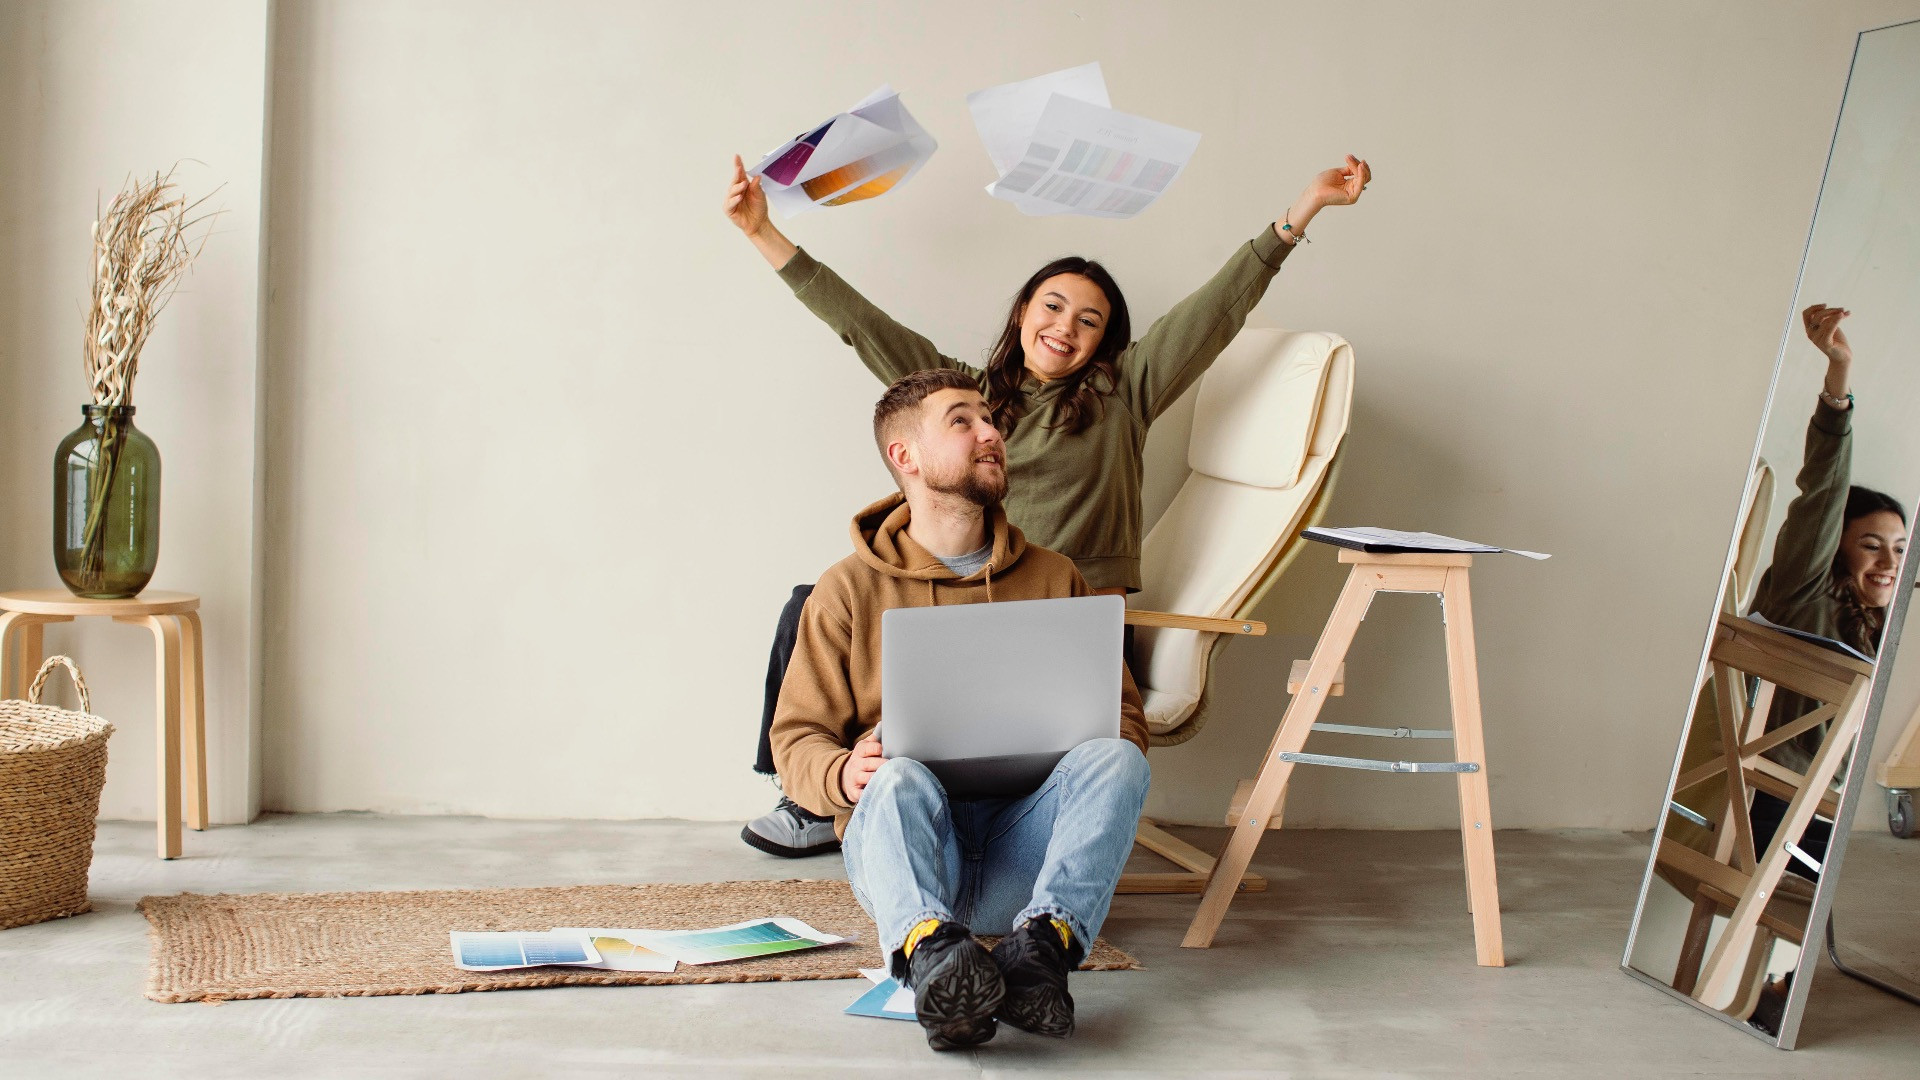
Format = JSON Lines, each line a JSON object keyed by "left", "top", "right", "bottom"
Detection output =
{"left": 966, "top": 62, "right": 1110, "bottom": 176}
{"left": 630, "top": 917, "right": 850, "bottom": 966}
{"left": 845, "top": 967, "right": 916, "bottom": 1021}
{"left": 968, "top": 64, "right": 1200, "bottom": 219}
{"left": 448, "top": 931, "right": 601, "bottom": 972}
{"left": 749, "top": 86, "right": 937, "bottom": 218}
{"left": 548, "top": 928, "right": 679, "bottom": 973}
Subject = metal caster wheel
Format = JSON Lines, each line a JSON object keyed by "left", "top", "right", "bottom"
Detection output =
{"left": 1891, "top": 789, "right": 1915, "bottom": 839}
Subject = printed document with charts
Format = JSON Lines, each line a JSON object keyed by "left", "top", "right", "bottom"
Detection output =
{"left": 967, "top": 63, "right": 1201, "bottom": 219}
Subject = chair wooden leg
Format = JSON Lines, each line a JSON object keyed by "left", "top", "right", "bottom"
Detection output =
{"left": 1671, "top": 892, "right": 1721, "bottom": 995}
{"left": 1674, "top": 786, "right": 1746, "bottom": 996}
{"left": 1181, "top": 571, "right": 1375, "bottom": 948}
{"left": 1710, "top": 662, "right": 1760, "bottom": 871}
{"left": 122, "top": 614, "right": 183, "bottom": 859}
{"left": 179, "top": 612, "right": 208, "bottom": 831}
{"left": 1694, "top": 679, "right": 1870, "bottom": 1008}
{"left": 1442, "top": 567, "right": 1504, "bottom": 967}
{"left": 1118, "top": 819, "right": 1267, "bottom": 894}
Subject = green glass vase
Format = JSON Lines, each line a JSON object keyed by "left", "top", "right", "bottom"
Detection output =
{"left": 53, "top": 404, "right": 161, "bottom": 599}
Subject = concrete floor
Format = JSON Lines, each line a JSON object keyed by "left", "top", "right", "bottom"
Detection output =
{"left": 0, "top": 817, "right": 1914, "bottom": 1078}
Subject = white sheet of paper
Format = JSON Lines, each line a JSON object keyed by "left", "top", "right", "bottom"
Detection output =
{"left": 749, "top": 86, "right": 938, "bottom": 218}
{"left": 966, "top": 62, "right": 1111, "bottom": 176}
{"left": 983, "top": 92, "right": 1201, "bottom": 219}
{"left": 856, "top": 967, "right": 917, "bottom": 1017}
{"left": 549, "top": 928, "right": 679, "bottom": 973}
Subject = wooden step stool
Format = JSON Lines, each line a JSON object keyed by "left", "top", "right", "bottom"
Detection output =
{"left": 1181, "top": 550, "right": 1506, "bottom": 967}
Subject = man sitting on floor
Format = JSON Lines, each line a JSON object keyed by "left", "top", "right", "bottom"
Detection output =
{"left": 770, "top": 368, "right": 1151, "bottom": 1050}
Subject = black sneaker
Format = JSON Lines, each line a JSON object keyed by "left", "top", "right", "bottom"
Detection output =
{"left": 739, "top": 796, "right": 840, "bottom": 858}
{"left": 905, "top": 922, "right": 1004, "bottom": 1051}
{"left": 991, "top": 917, "right": 1077, "bottom": 1038}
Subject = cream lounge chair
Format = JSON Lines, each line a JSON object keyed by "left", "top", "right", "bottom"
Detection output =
{"left": 1117, "top": 327, "right": 1354, "bottom": 894}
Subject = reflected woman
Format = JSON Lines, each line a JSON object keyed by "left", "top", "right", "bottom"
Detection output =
{"left": 1746, "top": 302, "right": 1908, "bottom": 870}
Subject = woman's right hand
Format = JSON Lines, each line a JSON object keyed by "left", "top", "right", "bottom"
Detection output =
{"left": 726, "top": 155, "right": 799, "bottom": 270}
{"left": 725, "top": 154, "right": 770, "bottom": 237}
{"left": 1803, "top": 303, "right": 1852, "bottom": 366}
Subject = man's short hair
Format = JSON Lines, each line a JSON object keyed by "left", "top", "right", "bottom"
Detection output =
{"left": 872, "top": 368, "right": 985, "bottom": 468}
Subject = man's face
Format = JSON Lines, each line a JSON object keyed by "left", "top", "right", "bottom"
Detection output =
{"left": 909, "top": 388, "right": 1007, "bottom": 505}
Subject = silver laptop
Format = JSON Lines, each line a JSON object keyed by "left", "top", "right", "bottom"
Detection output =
{"left": 880, "top": 594, "right": 1124, "bottom": 799}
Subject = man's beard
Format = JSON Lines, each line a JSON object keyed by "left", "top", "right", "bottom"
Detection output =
{"left": 927, "top": 460, "right": 1007, "bottom": 507}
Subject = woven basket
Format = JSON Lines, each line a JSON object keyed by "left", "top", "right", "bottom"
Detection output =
{"left": 1, "top": 656, "right": 113, "bottom": 931}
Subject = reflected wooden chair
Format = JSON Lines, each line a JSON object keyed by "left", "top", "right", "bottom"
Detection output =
{"left": 1653, "top": 613, "right": 1873, "bottom": 1013}
{"left": 1115, "top": 328, "right": 1354, "bottom": 895}
{"left": 1666, "top": 457, "right": 1775, "bottom": 853}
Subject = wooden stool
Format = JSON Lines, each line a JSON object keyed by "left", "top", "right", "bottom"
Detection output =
{"left": 0, "top": 589, "right": 206, "bottom": 859}
{"left": 1181, "top": 550, "right": 1506, "bottom": 966}
{"left": 1655, "top": 613, "right": 1873, "bottom": 1012}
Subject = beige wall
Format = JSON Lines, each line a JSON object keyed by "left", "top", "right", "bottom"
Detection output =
{"left": 6, "top": 1, "right": 1920, "bottom": 830}
{"left": 0, "top": 0, "right": 271, "bottom": 824}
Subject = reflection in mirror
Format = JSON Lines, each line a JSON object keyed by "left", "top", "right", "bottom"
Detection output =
{"left": 1624, "top": 17, "right": 1920, "bottom": 1049}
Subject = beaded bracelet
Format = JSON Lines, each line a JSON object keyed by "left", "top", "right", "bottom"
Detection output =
{"left": 1281, "top": 211, "right": 1311, "bottom": 245}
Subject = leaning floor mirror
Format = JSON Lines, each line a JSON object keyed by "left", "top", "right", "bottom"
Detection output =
{"left": 1621, "top": 17, "right": 1920, "bottom": 1049}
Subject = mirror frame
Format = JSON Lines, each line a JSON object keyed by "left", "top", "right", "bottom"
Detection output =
{"left": 1618, "top": 16, "right": 1920, "bottom": 1051}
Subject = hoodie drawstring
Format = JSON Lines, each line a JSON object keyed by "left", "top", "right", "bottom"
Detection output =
{"left": 926, "top": 561, "right": 994, "bottom": 605}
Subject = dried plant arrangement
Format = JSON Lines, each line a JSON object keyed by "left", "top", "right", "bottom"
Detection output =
{"left": 84, "top": 168, "right": 218, "bottom": 406}
{"left": 64, "top": 169, "right": 217, "bottom": 594}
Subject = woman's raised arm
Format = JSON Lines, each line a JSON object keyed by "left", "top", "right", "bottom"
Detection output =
{"left": 1119, "top": 156, "right": 1371, "bottom": 421}
{"left": 723, "top": 155, "right": 969, "bottom": 383}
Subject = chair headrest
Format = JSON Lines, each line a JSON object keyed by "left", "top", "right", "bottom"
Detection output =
{"left": 1188, "top": 329, "right": 1345, "bottom": 489}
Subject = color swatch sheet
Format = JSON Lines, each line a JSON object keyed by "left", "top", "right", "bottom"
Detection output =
{"left": 749, "top": 86, "right": 937, "bottom": 218}
{"left": 633, "top": 917, "right": 849, "bottom": 966}
{"left": 449, "top": 931, "right": 600, "bottom": 971}
{"left": 845, "top": 967, "right": 916, "bottom": 1021}
{"left": 968, "top": 63, "right": 1200, "bottom": 219}
{"left": 549, "top": 928, "right": 679, "bottom": 973}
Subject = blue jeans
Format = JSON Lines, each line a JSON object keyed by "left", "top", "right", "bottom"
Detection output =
{"left": 842, "top": 738, "right": 1150, "bottom": 971}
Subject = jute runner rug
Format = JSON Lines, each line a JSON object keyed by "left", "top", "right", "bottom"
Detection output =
{"left": 138, "top": 878, "right": 1139, "bottom": 1003}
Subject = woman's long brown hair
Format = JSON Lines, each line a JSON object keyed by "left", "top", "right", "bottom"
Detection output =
{"left": 1828, "top": 485, "right": 1908, "bottom": 655}
{"left": 980, "top": 257, "right": 1131, "bottom": 438}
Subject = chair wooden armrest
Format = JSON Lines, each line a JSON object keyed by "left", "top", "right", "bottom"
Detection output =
{"left": 1124, "top": 610, "right": 1266, "bottom": 635}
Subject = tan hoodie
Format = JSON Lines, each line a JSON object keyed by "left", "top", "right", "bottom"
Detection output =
{"left": 771, "top": 492, "right": 1150, "bottom": 836}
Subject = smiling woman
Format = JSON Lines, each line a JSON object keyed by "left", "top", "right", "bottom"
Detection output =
{"left": 723, "top": 150, "right": 1370, "bottom": 856}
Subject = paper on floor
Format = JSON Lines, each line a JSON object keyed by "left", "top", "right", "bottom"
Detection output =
{"left": 845, "top": 966, "right": 916, "bottom": 1021}
{"left": 630, "top": 917, "right": 850, "bottom": 966}
{"left": 748, "top": 86, "right": 937, "bottom": 218}
{"left": 968, "top": 63, "right": 1200, "bottom": 219}
{"left": 548, "top": 928, "right": 679, "bottom": 972}
{"left": 449, "top": 931, "right": 601, "bottom": 971}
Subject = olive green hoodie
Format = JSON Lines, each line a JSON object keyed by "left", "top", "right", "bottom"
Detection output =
{"left": 1750, "top": 398, "right": 1869, "bottom": 772}
{"left": 770, "top": 493, "right": 1150, "bottom": 836}
{"left": 777, "top": 225, "right": 1297, "bottom": 591}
